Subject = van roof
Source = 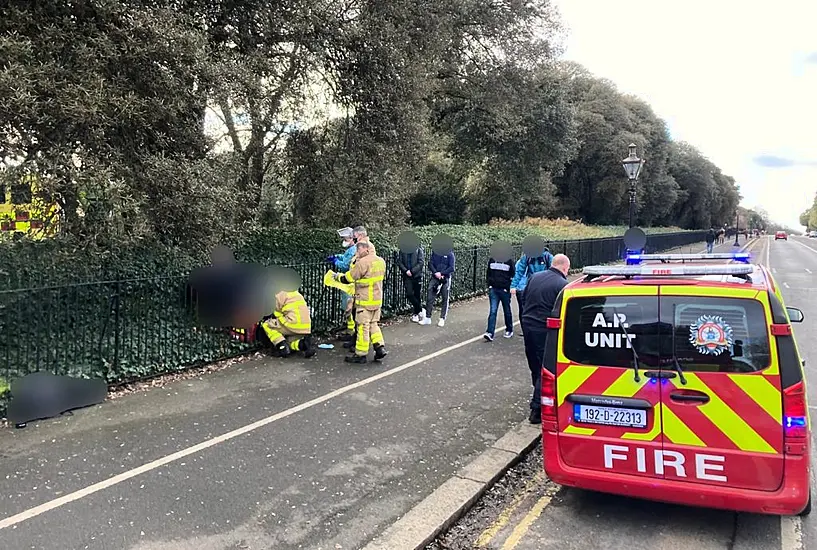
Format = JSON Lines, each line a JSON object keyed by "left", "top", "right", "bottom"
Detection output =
{"left": 570, "top": 254, "right": 773, "bottom": 292}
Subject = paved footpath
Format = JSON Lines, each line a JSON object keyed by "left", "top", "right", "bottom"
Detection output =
{"left": 0, "top": 240, "right": 708, "bottom": 550}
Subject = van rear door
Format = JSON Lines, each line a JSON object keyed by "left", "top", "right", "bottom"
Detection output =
{"left": 658, "top": 288, "right": 784, "bottom": 491}
{"left": 556, "top": 287, "right": 665, "bottom": 480}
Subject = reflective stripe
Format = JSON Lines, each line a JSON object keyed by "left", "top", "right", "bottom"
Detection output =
{"left": 661, "top": 404, "right": 706, "bottom": 447}
{"left": 671, "top": 374, "right": 777, "bottom": 454}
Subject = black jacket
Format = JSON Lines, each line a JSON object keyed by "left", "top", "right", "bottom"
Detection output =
{"left": 429, "top": 251, "right": 455, "bottom": 278}
{"left": 705, "top": 230, "right": 716, "bottom": 244}
{"left": 520, "top": 267, "right": 568, "bottom": 331}
{"left": 397, "top": 248, "right": 424, "bottom": 279}
{"left": 486, "top": 257, "right": 515, "bottom": 291}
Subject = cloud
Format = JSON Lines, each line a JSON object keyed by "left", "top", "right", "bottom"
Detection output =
{"left": 753, "top": 155, "right": 797, "bottom": 168}
{"left": 806, "top": 52, "right": 817, "bottom": 64}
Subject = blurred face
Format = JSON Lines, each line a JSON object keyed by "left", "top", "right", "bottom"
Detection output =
{"left": 357, "top": 245, "right": 370, "bottom": 258}
{"left": 342, "top": 238, "right": 353, "bottom": 248}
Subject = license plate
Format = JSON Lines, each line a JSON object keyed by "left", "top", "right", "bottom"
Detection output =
{"left": 573, "top": 404, "right": 647, "bottom": 428}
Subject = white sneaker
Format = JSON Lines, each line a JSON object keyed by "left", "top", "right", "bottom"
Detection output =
{"left": 411, "top": 314, "right": 420, "bottom": 323}
{"left": 504, "top": 331, "right": 514, "bottom": 338}
{"left": 419, "top": 309, "right": 427, "bottom": 320}
{"left": 419, "top": 317, "right": 432, "bottom": 326}
{"left": 484, "top": 332, "right": 494, "bottom": 342}
{"left": 438, "top": 318, "right": 446, "bottom": 327}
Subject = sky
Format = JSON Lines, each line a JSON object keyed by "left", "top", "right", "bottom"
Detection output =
{"left": 551, "top": 0, "right": 817, "bottom": 229}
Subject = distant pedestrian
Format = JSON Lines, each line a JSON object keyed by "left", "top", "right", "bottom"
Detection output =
{"left": 419, "top": 248, "right": 455, "bottom": 327}
{"left": 396, "top": 243, "right": 425, "bottom": 322}
{"left": 705, "top": 228, "right": 716, "bottom": 253}
{"left": 484, "top": 253, "right": 515, "bottom": 341}
{"left": 521, "top": 254, "right": 570, "bottom": 425}
{"left": 718, "top": 228, "right": 725, "bottom": 244}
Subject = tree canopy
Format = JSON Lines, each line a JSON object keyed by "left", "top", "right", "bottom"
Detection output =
{"left": 1, "top": 0, "right": 748, "bottom": 252}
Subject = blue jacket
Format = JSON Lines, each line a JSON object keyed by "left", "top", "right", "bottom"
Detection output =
{"left": 511, "top": 250, "right": 554, "bottom": 292}
{"left": 334, "top": 246, "right": 357, "bottom": 271}
{"left": 429, "top": 251, "right": 455, "bottom": 278}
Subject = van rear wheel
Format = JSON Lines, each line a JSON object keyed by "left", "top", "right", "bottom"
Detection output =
{"left": 799, "top": 490, "right": 812, "bottom": 517}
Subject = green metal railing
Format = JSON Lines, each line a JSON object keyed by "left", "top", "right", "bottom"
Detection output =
{"left": 0, "top": 231, "right": 706, "bottom": 390}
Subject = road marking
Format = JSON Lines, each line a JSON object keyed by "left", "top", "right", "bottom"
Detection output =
{"left": 475, "top": 470, "right": 547, "bottom": 547}
{"left": 0, "top": 320, "right": 520, "bottom": 532}
{"left": 790, "top": 238, "right": 817, "bottom": 256}
{"left": 773, "top": 268, "right": 778, "bottom": 273}
{"left": 501, "top": 493, "right": 553, "bottom": 550}
{"left": 780, "top": 516, "right": 804, "bottom": 550}
{"left": 807, "top": 268, "right": 812, "bottom": 274}
{"left": 784, "top": 282, "right": 790, "bottom": 289}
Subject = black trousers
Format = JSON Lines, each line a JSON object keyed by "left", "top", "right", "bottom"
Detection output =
{"left": 403, "top": 277, "right": 423, "bottom": 315}
{"left": 522, "top": 322, "right": 547, "bottom": 411}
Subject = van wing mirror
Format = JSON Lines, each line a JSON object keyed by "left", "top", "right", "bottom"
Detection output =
{"left": 787, "top": 307, "right": 804, "bottom": 323}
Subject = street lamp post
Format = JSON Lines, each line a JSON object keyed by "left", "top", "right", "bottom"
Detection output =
{"left": 733, "top": 210, "right": 740, "bottom": 246}
{"left": 621, "top": 143, "right": 645, "bottom": 228}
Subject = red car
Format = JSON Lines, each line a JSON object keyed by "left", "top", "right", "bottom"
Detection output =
{"left": 541, "top": 253, "right": 811, "bottom": 516}
{"left": 776, "top": 231, "right": 787, "bottom": 240}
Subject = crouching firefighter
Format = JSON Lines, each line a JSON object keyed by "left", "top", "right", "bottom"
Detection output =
{"left": 259, "top": 289, "right": 315, "bottom": 358}
{"left": 334, "top": 241, "right": 388, "bottom": 364}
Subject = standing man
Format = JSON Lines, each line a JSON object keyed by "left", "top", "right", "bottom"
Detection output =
{"left": 335, "top": 241, "right": 388, "bottom": 364}
{"left": 396, "top": 242, "right": 425, "bottom": 323}
{"left": 510, "top": 247, "right": 554, "bottom": 325}
{"left": 484, "top": 252, "right": 515, "bottom": 341}
{"left": 419, "top": 248, "right": 455, "bottom": 327}
{"left": 705, "top": 228, "right": 716, "bottom": 253}
{"left": 521, "top": 254, "right": 570, "bottom": 424}
{"left": 328, "top": 227, "right": 357, "bottom": 340}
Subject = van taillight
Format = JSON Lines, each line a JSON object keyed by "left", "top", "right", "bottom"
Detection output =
{"left": 541, "top": 369, "right": 557, "bottom": 421}
{"left": 783, "top": 381, "right": 808, "bottom": 441}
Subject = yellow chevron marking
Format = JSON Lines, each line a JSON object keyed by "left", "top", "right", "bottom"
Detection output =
{"left": 602, "top": 371, "right": 648, "bottom": 397}
{"left": 622, "top": 402, "right": 662, "bottom": 441}
{"left": 557, "top": 365, "right": 596, "bottom": 406}
{"left": 661, "top": 404, "right": 706, "bottom": 447}
{"left": 563, "top": 425, "right": 596, "bottom": 435}
{"left": 730, "top": 374, "right": 782, "bottom": 422}
{"left": 678, "top": 374, "right": 776, "bottom": 454}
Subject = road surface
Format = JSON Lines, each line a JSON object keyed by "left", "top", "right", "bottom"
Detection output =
{"left": 433, "top": 235, "right": 817, "bottom": 550}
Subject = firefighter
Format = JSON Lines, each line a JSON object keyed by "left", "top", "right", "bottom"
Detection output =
{"left": 334, "top": 240, "right": 387, "bottom": 364}
{"left": 336, "top": 226, "right": 377, "bottom": 350}
{"left": 259, "top": 288, "right": 315, "bottom": 358}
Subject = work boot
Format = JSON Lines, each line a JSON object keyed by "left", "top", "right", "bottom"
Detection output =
{"left": 337, "top": 333, "right": 353, "bottom": 342}
{"left": 373, "top": 344, "right": 388, "bottom": 361}
{"left": 345, "top": 354, "right": 367, "bottom": 364}
{"left": 300, "top": 336, "right": 316, "bottom": 358}
{"left": 342, "top": 340, "right": 354, "bottom": 349}
{"left": 276, "top": 342, "right": 291, "bottom": 358}
{"left": 528, "top": 408, "right": 541, "bottom": 425}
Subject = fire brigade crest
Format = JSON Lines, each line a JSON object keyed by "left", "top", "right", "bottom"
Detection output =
{"left": 689, "top": 315, "right": 733, "bottom": 355}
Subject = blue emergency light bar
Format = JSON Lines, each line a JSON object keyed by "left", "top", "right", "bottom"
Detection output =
{"left": 625, "top": 252, "right": 751, "bottom": 264}
{"left": 583, "top": 264, "right": 755, "bottom": 278}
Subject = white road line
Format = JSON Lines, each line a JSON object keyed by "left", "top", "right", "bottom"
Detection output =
{"left": 784, "top": 282, "right": 791, "bottom": 289}
{"left": 780, "top": 516, "right": 804, "bottom": 550}
{"left": 767, "top": 236, "right": 771, "bottom": 268}
{"left": 0, "top": 320, "right": 520, "bottom": 532}
{"left": 790, "top": 238, "right": 817, "bottom": 256}
{"left": 773, "top": 268, "right": 778, "bottom": 273}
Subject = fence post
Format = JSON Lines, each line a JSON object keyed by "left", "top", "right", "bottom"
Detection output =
{"left": 472, "top": 247, "right": 478, "bottom": 294}
{"left": 113, "top": 280, "right": 121, "bottom": 375}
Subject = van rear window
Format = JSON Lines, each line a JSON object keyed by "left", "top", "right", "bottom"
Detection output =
{"left": 661, "top": 296, "right": 771, "bottom": 373}
{"left": 562, "top": 297, "right": 659, "bottom": 369}
{"left": 562, "top": 295, "right": 772, "bottom": 373}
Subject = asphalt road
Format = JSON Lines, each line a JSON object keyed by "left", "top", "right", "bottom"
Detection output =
{"left": 435, "top": 235, "right": 817, "bottom": 550}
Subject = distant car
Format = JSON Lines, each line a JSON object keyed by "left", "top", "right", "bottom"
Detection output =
{"left": 809, "top": 231, "right": 817, "bottom": 238}
{"left": 776, "top": 231, "right": 787, "bottom": 240}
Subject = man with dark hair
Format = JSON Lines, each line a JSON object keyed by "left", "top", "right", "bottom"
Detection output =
{"left": 396, "top": 243, "right": 425, "bottom": 322}
{"left": 484, "top": 253, "right": 515, "bottom": 341}
{"left": 706, "top": 228, "right": 716, "bottom": 253}
{"left": 521, "top": 253, "right": 570, "bottom": 424}
{"left": 419, "top": 248, "right": 455, "bottom": 327}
